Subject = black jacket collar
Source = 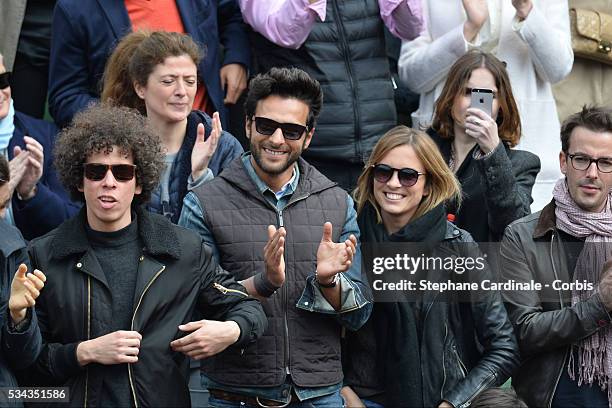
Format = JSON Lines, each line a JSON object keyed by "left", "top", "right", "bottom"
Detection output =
{"left": 49, "top": 206, "right": 181, "bottom": 260}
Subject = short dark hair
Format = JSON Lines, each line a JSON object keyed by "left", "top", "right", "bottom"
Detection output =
{"left": 244, "top": 67, "right": 323, "bottom": 129}
{"left": 561, "top": 105, "right": 612, "bottom": 153}
{"left": 471, "top": 388, "right": 527, "bottom": 408}
{"left": 54, "top": 103, "right": 164, "bottom": 205}
{"left": 0, "top": 155, "right": 9, "bottom": 186}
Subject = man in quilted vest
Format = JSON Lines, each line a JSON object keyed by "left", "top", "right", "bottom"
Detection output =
{"left": 179, "top": 67, "right": 372, "bottom": 407}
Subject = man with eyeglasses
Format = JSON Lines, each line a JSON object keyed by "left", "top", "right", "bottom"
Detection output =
{"left": 179, "top": 67, "right": 372, "bottom": 407}
{"left": 0, "top": 52, "right": 78, "bottom": 239}
{"left": 501, "top": 105, "right": 612, "bottom": 407}
{"left": 25, "top": 103, "right": 266, "bottom": 407}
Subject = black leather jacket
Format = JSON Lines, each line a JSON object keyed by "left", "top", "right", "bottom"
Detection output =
{"left": 345, "top": 221, "right": 519, "bottom": 407}
{"left": 501, "top": 201, "right": 611, "bottom": 407}
{"left": 26, "top": 208, "right": 266, "bottom": 407}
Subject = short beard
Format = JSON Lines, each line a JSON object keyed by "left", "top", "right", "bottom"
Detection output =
{"left": 249, "top": 130, "right": 305, "bottom": 175}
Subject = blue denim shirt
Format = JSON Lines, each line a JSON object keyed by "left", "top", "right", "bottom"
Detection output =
{"left": 179, "top": 153, "right": 372, "bottom": 402}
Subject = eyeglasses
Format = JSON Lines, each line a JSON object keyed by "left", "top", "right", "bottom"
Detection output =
{"left": 567, "top": 154, "right": 612, "bottom": 173}
{"left": 254, "top": 117, "right": 308, "bottom": 141}
{"left": 0, "top": 72, "right": 10, "bottom": 90}
{"left": 83, "top": 163, "right": 137, "bottom": 181}
{"left": 371, "top": 164, "right": 425, "bottom": 187}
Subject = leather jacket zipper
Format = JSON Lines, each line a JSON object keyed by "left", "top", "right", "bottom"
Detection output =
{"left": 453, "top": 345, "right": 468, "bottom": 379}
{"left": 213, "top": 282, "right": 248, "bottom": 297}
{"left": 548, "top": 231, "right": 566, "bottom": 407}
{"left": 441, "top": 323, "right": 448, "bottom": 400}
{"left": 84, "top": 276, "right": 91, "bottom": 407}
{"left": 128, "top": 264, "right": 166, "bottom": 408}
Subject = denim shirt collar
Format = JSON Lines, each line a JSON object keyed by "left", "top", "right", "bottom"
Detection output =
{"left": 241, "top": 153, "right": 300, "bottom": 202}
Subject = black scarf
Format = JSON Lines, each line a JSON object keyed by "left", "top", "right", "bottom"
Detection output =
{"left": 358, "top": 203, "right": 447, "bottom": 407}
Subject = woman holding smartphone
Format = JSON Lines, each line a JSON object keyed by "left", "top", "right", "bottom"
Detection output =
{"left": 427, "top": 50, "right": 540, "bottom": 242}
{"left": 341, "top": 126, "right": 519, "bottom": 408}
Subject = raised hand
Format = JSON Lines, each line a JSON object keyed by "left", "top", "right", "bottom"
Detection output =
{"left": 8, "top": 148, "right": 30, "bottom": 196}
{"left": 76, "top": 330, "right": 142, "bottom": 366}
{"left": 316, "top": 222, "right": 356, "bottom": 285}
{"left": 264, "top": 225, "right": 286, "bottom": 287}
{"left": 191, "top": 112, "right": 221, "bottom": 181}
{"left": 464, "top": 107, "right": 500, "bottom": 154}
{"left": 170, "top": 319, "right": 240, "bottom": 360}
{"left": 16, "top": 136, "right": 44, "bottom": 200}
{"left": 462, "top": 0, "right": 489, "bottom": 42}
{"left": 8, "top": 264, "right": 46, "bottom": 323}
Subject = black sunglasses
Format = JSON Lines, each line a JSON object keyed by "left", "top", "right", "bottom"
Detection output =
{"left": 254, "top": 117, "right": 308, "bottom": 141}
{"left": 372, "top": 164, "right": 425, "bottom": 187}
{"left": 84, "top": 163, "right": 137, "bottom": 182}
{"left": 0, "top": 72, "right": 10, "bottom": 90}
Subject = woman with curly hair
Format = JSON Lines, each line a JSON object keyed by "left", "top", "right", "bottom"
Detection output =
{"left": 101, "top": 31, "right": 243, "bottom": 223}
{"left": 428, "top": 50, "right": 540, "bottom": 242}
{"left": 341, "top": 126, "right": 519, "bottom": 408}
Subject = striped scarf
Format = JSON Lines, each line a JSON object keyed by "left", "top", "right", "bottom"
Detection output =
{"left": 553, "top": 178, "right": 612, "bottom": 405}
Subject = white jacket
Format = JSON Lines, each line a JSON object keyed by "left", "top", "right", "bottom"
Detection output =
{"left": 398, "top": 0, "right": 573, "bottom": 211}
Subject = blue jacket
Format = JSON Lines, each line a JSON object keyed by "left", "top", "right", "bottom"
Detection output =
{"left": 48, "top": 0, "right": 250, "bottom": 128}
{"left": 9, "top": 112, "right": 79, "bottom": 240}
{"left": 0, "top": 222, "right": 42, "bottom": 407}
{"left": 147, "top": 110, "right": 243, "bottom": 223}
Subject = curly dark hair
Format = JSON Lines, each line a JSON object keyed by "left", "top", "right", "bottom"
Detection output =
{"left": 244, "top": 67, "right": 323, "bottom": 130}
{"left": 54, "top": 103, "right": 165, "bottom": 205}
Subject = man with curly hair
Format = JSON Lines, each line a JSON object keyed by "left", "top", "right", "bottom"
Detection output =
{"left": 25, "top": 104, "right": 266, "bottom": 407}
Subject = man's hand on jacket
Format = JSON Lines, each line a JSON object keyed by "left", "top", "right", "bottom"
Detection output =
{"left": 170, "top": 319, "right": 240, "bottom": 359}
{"left": 220, "top": 63, "right": 247, "bottom": 105}
{"left": 76, "top": 331, "right": 142, "bottom": 366}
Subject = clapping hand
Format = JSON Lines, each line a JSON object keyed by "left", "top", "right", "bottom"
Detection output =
{"left": 191, "top": 112, "right": 221, "bottom": 181}
{"left": 315, "top": 222, "right": 356, "bottom": 285}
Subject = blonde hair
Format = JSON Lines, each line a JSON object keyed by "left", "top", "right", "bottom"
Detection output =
{"left": 354, "top": 126, "right": 461, "bottom": 223}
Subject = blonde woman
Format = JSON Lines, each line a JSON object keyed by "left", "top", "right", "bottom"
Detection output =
{"left": 342, "top": 126, "right": 519, "bottom": 408}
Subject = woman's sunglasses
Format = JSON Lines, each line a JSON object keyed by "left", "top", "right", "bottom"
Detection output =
{"left": 84, "top": 163, "right": 137, "bottom": 182}
{"left": 254, "top": 117, "right": 308, "bottom": 141}
{"left": 371, "top": 164, "right": 425, "bottom": 187}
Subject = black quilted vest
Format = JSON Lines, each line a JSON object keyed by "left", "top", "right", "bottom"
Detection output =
{"left": 249, "top": 0, "right": 397, "bottom": 165}
{"left": 196, "top": 157, "right": 349, "bottom": 387}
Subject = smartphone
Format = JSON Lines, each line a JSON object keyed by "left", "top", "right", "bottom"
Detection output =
{"left": 470, "top": 88, "right": 493, "bottom": 117}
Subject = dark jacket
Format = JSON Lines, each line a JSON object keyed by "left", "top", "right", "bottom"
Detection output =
{"left": 195, "top": 157, "right": 372, "bottom": 388}
{"left": 249, "top": 0, "right": 396, "bottom": 165}
{"left": 428, "top": 128, "right": 541, "bottom": 242}
{"left": 0, "top": 222, "right": 43, "bottom": 407}
{"left": 501, "top": 201, "right": 612, "bottom": 407}
{"left": 9, "top": 112, "right": 79, "bottom": 240}
{"left": 146, "top": 110, "right": 243, "bottom": 223}
{"left": 48, "top": 0, "right": 250, "bottom": 128}
{"left": 27, "top": 207, "right": 266, "bottom": 407}
{"left": 345, "top": 205, "right": 519, "bottom": 408}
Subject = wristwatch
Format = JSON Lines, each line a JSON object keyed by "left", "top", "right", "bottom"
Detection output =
{"left": 315, "top": 271, "right": 340, "bottom": 288}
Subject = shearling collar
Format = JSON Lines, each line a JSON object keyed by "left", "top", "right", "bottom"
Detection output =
{"left": 49, "top": 206, "right": 181, "bottom": 260}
